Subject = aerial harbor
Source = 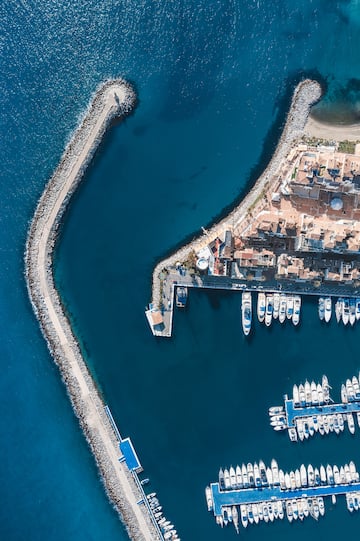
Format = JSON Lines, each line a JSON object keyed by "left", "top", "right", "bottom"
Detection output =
{"left": 5, "top": 2, "right": 360, "bottom": 541}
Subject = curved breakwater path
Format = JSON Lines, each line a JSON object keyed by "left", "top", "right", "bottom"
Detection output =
{"left": 25, "top": 80, "right": 161, "bottom": 541}
{"left": 150, "top": 79, "right": 322, "bottom": 312}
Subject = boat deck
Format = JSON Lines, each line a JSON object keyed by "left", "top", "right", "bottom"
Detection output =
{"left": 211, "top": 481, "right": 360, "bottom": 516}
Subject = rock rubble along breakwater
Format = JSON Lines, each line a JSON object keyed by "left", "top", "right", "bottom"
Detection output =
{"left": 25, "top": 79, "right": 161, "bottom": 541}
{"left": 150, "top": 79, "right": 322, "bottom": 310}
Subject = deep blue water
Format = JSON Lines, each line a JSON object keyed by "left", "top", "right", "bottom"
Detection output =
{"left": 2, "top": 1, "right": 360, "bottom": 540}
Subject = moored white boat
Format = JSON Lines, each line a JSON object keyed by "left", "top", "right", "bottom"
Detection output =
{"left": 273, "top": 293, "right": 280, "bottom": 319}
{"left": 286, "top": 296, "right": 294, "bottom": 320}
{"left": 279, "top": 294, "right": 287, "bottom": 323}
{"left": 342, "top": 298, "right": 350, "bottom": 325}
{"left": 350, "top": 298, "right": 356, "bottom": 326}
{"left": 265, "top": 294, "right": 274, "bottom": 327}
{"left": 257, "top": 292, "right": 266, "bottom": 323}
{"left": 293, "top": 384, "right": 299, "bottom": 405}
{"left": 324, "top": 297, "right": 332, "bottom": 322}
{"left": 205, "top": 486, "right": 213, "bottom": 511}
{"left": 318, "top": 297, "right": 325, "bottom": 321}
{"left": 356, "top": 298, "right": 360, "bottom": 320}
{"left": 292, "top": 295, "right": 301, "bottom": 326}
{"left": 241, "top": 292, "right": 252, "bottom": 336}
{"left": 335, "top": 298, "right": 343, "bottom": 323}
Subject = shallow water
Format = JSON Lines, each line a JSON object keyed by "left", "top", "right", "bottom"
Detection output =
{"left": 3, "top": 1, "right": 360, "bottom": 540}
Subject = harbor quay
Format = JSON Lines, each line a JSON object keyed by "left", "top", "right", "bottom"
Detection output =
{"left": 285, "top": 397, "right": 360, "bottom": 427}
{"left": 25, "top": 79, "right": 164, "bottom": 541}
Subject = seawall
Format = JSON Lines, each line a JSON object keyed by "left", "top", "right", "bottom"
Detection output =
{"left": 25, "top": 79, "right": 161, "bottom": 541}
{"left": 150, "top": 79, "right": 322, "bottom": 310}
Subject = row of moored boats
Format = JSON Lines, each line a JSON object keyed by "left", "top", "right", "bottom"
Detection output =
{"left": 241, "top": 292, "right": 301, "bottom": 335}
{"left": 319, "top": 297, "right": 360, "bottom": 325}
{"left": 206, "top": 460, "right": 360, "bottom": 531}
{"left": 147, "top": 493, "right": 180, "bottom": 541}
{"left": 270, "top": 374, "right": 360, "bottom": 440}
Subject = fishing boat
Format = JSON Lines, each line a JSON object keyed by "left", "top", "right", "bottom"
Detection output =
{"left": 342, "top": 298, "right": 350, "bottom": 325}
{"left": 335, "top": 298, "right": 343, "bottom": 323}
{"left": 318, "top": 297, "right": 325, "bottom": 321}
{"left": 273, "top": 293, "right": 280, "bottom": 319}
{"left": 265, "top": 294, "right": 273, "bottom": 327}
{"left": 175, "top": 286, "right": 187, "bottom": 308}
{"left": 324, "top": 297, "right": 332, "bottom": 322}
{"left": 350, "top": 298, "right": 356, "bottom": 326}
{"left": 257, "top": 292, "right": 266, "bottom": 323}
{"left": 292, "top": 295, "right": 301, "bottom": 326}
{"left": 279, "top": 294, "right": 287, "bottom": 323}
{"left": 286, "top": 296, "right": 294, "bottom": 320}
{"left": 241, "top": 292, "right": 252, "bottom": 336}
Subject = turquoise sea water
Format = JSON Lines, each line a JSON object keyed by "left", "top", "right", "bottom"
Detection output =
{"left": 2, "top": 1, "right": 360, "bottom": 540}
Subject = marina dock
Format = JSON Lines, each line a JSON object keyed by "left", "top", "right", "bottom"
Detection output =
{"left": 270, "top": 374, "right": 360, "bottom": 441}
{"left": 206, "top": 459, "right": 360, "bottom": 532}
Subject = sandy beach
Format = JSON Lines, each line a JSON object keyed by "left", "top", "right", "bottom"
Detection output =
{"left": 25, "top": 80, "right": 160, "bottom": 541}
{"left": 304, "top": 115, "right": 360, "bottom": 142}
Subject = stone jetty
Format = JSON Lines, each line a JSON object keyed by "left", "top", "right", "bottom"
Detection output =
{"left": 25, "top": 79, "right": 161, "bottom": 541}
{"left": 147, "top": 79, "right": 322, "bottom": 335}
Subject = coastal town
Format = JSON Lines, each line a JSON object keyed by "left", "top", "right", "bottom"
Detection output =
{"left": 146, "top": 82, "right": 360, "bottom": 338}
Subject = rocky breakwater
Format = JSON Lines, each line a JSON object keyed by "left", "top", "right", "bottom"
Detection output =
{"left": 25, "top": 79, "right": 161, "bottom": 541}
{"left": 150, "top": 79, "right": 322, "bottom": 309}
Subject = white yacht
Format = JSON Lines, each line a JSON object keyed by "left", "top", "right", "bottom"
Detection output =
{"left": 257, "top": 292, "right": 266, "bottom": 323}
{"left": 292, "top": 295, "right": 301, "bottom": 326}
{"left": 224, "top": 468, "right": 231, "bottom": 489}
{"left": 356, "top": 298, "right": 360, "bottom": 320}
{"left": 299, "top": 384, "right": 306, "bottom": 406}
{"left": 205, "top": 486, "right": 213, "bottom": 511}
{"left": 347, "top": 412, "right": 355, "bottom": 434}
{"left": 324, "top": 297, "right": 332, "bottom": 322}
{"left": 311, "top": 381, "right": 318, "bottom": 404}
{"left": 232, "top": 506, "right": 239, "bottom": 533}
{"left": 342, "top": 298, "right": 350, "bottom": 325}
{"left": 341, "top": 384, "right": 348, "bottom": 403}
{"left": 326, "top": 464, "right": 334, "bottom": 484}
{"left": 317, "top": 383, "right": 324, "bottom": 404}
{"left": 252, "top": 504, "right": 259, "bottom": 524}
{"left": 335, "top": 298, "right": 343, "bottom": 323}
{"left": 350, "top": 298, "right": 356, "bottom": 326}
{"left": 318, "top": 297, "right": 325, "bottom": 321}
{"left": 286, "top": 501, "right": 293, "bottom": 523}
{"left": 293, "top": 384, "right": 300, "bottom": 405}
{"left": 265, "top": 294, "right": 274, "bottom": 327}
{"left": 333, "top": 465, "right": 340, "bottom": 484}
{"left": 271, "top": 459, "right": 280, "bottom": 485}
{"left": 236, "top": 465, "right": 243, "bottom": 488}
{"left": 241, "top": 292, "right": 252, "bottom": 336}
{"left": 240, "top": 505, "right": 248, "bottom": 528}
{"left": 286, "top": 295, "right": 294, "bottom": 320}
{"left": 305, "top": 380, "right": 312, "bottom": 405}
{"left": 279, "top": 294, "right": 287, "bottom": 323}
{"left": 273, "top": 293, "right": 280, "bottom": 319}
{"left": 318, "top": 497, "right": 325, "bottom": 517}
{"left": 320, "top": 465, "right": 327, "bottom": 484}
{"left": 230, "top": 466, "right": 236, "bottom": 488}
{"left": 307, "top": 465, "right": 315, "bottom": 486}
{"left": 300, "top": 464, "right": 307, "bottom": 487}
{"left": 322, "top": 374, "right": 330, "bottom": 403}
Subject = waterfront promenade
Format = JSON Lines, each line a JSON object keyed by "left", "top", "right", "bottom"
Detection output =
{"left": 147, "top": 79, "right": 323, "bottom": 337}
{"left": 25, "top": 80, "right": 161, "bottom": 541}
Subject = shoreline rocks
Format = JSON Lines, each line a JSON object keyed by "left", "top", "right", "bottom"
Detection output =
{"left": 25, "top": 79, "right": 160, "bottom": 541}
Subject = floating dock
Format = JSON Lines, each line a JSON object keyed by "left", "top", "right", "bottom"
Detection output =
{"left": 206, "top": 459, "right": 360, "bottom": 532}
{"left": 270, "top": 374, "right": 360, "bottom": 441}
